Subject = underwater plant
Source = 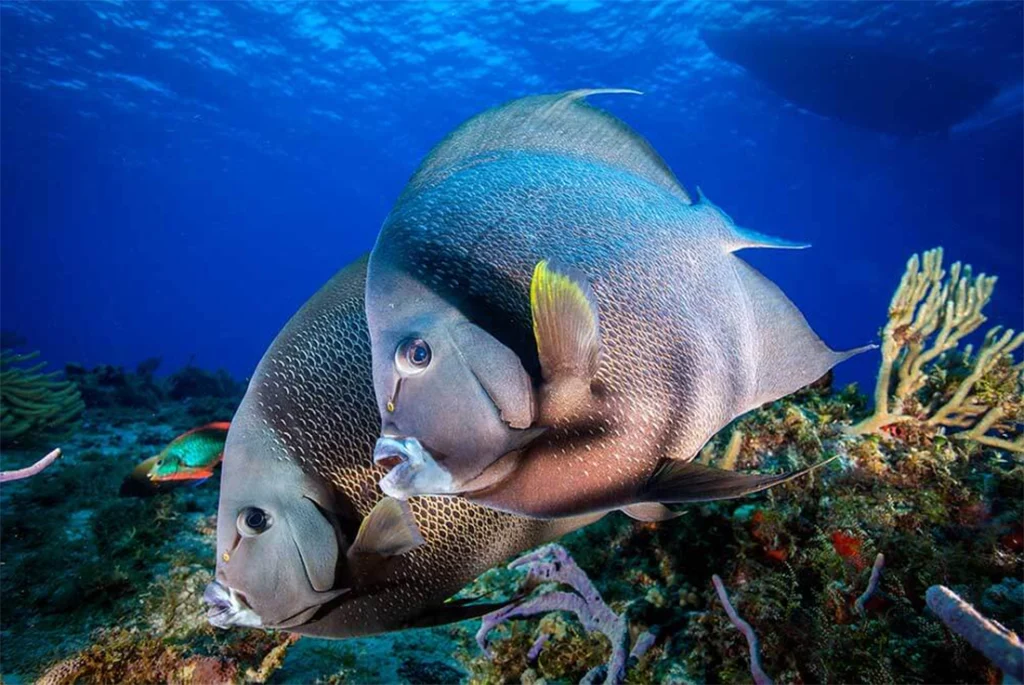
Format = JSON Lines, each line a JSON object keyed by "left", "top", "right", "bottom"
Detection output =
{"left": 1, "top": 349, "right": 85, "bottom": 447}
{"left": 851, "top": 247, "right": 1023, "bottom": 451}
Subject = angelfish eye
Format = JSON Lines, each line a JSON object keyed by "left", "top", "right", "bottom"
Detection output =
{"left": 395, "top": 338, "right": 432, "bottom": 375}
{"left": 237, "top": 507, "right": 271, "bottom": 536}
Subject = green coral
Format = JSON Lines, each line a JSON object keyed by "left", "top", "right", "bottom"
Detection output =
{"left": 1, "top": 349, "right": 85, "bottom": 447}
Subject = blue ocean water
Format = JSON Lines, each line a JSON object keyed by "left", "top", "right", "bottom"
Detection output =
{"left": 2, "top": 1, "right": 1021, "bottom": 390}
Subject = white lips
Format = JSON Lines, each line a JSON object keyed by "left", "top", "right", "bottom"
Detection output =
{"left": 203, "top": 580, "right": 263, "bottom": 629}
{"left": 373, "top": 436, "right": 455, "bottom": 499}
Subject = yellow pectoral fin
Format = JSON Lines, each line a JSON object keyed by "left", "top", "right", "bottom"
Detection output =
{"left": 530, "top": 260, "right": 603, "bottom": 424}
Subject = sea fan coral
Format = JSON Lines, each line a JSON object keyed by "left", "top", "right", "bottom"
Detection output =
{"left": 850, "top": 248, "right": 1023, "bottom": 452}
{"left": 1, "top": 349, "right": 85, "bottom": 447}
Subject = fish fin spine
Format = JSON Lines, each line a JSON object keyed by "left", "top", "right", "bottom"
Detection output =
{"left": 730, "top": 257, "right": 871, "bottom": 411}
{"left": 694, "top": 188, "right": 809, "bottom": 251}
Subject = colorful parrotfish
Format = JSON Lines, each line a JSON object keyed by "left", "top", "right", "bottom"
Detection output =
{"left": 148, "top": 422, "right": 230, "bottom": 483}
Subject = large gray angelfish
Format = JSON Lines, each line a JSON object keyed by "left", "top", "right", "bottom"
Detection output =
{"left": 366, "top": 89, "right": 870, "bottom": 522}
{"left": 205, "top": 257, "right": 597, "bottom": 636}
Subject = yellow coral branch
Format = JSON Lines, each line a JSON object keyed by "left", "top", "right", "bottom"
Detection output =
{"left": 849, "top": 249, "right": 1023, "bottom": 453}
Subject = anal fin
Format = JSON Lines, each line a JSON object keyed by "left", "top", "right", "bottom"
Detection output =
{"left": 641, "top": 455, "right": 839, "bottom": 504}
{"left": 620, "top": 502, "right": 684, "bottom": 522}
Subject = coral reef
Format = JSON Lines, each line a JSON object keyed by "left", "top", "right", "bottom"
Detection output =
{"left": 851, "top": 248, "right": 1023, "bottom": 452}
{"left": 65, "top": 359, "right": 166, "bottom": 411}
{"left": 454, "top": 331, "right": 1022, "bottom": 684}
{"left": 3, "top": 249, "right": 1022, "bottom": 684}
{"left": 1, "top": 349, "right": 85, "bottom": 447}
{"left": 167, "top": 363, "right": 244, "bottom": 401}
{"left": 64, "top": 358, "right": 243, "bottom": 427}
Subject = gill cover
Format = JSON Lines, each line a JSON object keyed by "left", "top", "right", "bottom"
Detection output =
{"left": 214, "top": 404, "right": 349, "bottom": 629}
{"left": 289, "top": 495, "right": 340, "bottom": 592}
{"left": 450, "top": 322, "right": 534, "bottom": 430}
{"left": 220, "top": 490, "right": 345, "bottom": 627}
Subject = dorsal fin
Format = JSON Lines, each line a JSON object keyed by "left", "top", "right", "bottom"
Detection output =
{"left": 731, "top": 257, "right": 875, "bottom": 410}
{"left": 406, "top": 89, "right": 692, "bottom": 204}
{"left": 694, "top": 188, "right": 810, "bottom": 251}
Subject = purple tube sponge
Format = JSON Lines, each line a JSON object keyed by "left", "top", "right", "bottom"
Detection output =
{"left": 0, "top": 447, "right": 61, "bottom": 483}
{"left": 712, "top": 574, "right": 773, "bottom": 685}
{"left": 477, "top": 544, "right": 655, "bottom": 685}
{"left": 855, "top": 553, "right": 885, "bottom": 616}
{"left": 926, "top": 585, "right": 1024, "bottom": 682}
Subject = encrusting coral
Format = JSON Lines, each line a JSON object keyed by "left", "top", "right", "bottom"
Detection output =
{"left": 850, "top": 247, "right": 1023, "bottom": 451}
{"left": 1, "top": 349, "right": 85, "bottom": 447}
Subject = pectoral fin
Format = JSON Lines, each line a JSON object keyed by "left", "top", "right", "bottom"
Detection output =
{"left": 348, "top": 497, "right": 425, "bottom": 560}
{"left": 620, "top": 503, "right": 684, "bottom": 522}
{"left": 404, "top": 597, "right": 520, "bottom": 630}
{"left": 641, "top": 455, "right": 839, "bottom": 504}
{"left": 530, "top": 259, "right": 602, "bottom": 422}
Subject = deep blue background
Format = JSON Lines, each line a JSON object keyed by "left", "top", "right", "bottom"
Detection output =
{"left": 2, "top": 1, "right": 1021, "bottom": 391}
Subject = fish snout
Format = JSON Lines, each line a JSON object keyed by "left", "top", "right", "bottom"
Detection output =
{"left": 373, "top": 436, "right": 455, "bottom": 498}
{"left": 203, "top": 579, "right": 264, "bottom": 629}
{"left": 373, "top": 436, "right": 426, "bottom": 468}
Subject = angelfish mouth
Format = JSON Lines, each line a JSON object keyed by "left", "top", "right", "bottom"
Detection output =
{"left": 376, "top": 454, "right": 405, "bottom": 469}
{"left": 373, "top": 437, "right": 455, "bottom": 499}
{"left": 204, "top": 580, "right": 264, "bottom": 629}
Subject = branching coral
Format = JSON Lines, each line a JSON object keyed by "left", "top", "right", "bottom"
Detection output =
{"left": 1, "top": 350, "right": 85, "bottom": 447}
{"left": 850, "top": 248, "right": 1023, "bottom": 451}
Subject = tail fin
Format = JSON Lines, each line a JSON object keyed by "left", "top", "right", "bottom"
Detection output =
{"left": 732, "top": 257, "right": 874, "bottom": 411}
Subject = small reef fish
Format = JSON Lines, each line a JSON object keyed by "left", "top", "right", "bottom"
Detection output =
{"left": 119, "top": 422, "right": 229, "bottom": 497}
{"left": 147, "top": 421, "right": 230, "bottom": 483}
{"left": 208, "top": 258, "right": 598, "bottom": 635}
{"left": 365, "top": 90, "right": 871, "bottom": 522}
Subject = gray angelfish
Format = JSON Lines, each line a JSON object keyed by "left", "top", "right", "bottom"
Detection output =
{"left": 207, "top": 257, "right": 597, "bottom": 636}
{"left": 366, "top": 89, "right": 871, "bottom": 521}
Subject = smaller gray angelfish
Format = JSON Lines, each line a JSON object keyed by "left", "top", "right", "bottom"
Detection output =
{"left": 366, "top": 90, "right": 872, "bottom": 522}
{"left": 208, "top": 258, "right": 596, "bottom": 637}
